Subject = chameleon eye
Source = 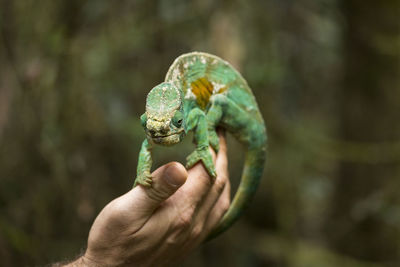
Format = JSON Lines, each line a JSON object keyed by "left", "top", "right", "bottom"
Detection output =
{"left": 140, "top": 113, "right": 147, "bottom": 128}
{"left": 172, "top": 111, "right": 183, "bottom": 127}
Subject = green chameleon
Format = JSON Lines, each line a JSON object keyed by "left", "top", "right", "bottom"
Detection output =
{"left": 135, "top": 52, "right": 267, "bottom": 239}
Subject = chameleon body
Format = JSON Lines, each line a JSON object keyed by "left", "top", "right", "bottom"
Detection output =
{"left": 135, "top": 52, "right": 267, "bottom": 239}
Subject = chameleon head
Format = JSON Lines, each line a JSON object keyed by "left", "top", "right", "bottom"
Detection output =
{"left": 141, "top": 82, "right": 186, "bottom": 146}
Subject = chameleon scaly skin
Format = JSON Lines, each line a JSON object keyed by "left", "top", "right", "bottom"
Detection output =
{"left": 134, "top": 52, "right": 267, "bottom": 239}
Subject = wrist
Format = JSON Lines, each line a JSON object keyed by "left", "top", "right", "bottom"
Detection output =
{"left": 80, "top": 250, "right": 126, "bottom": 267}
{"left": 61, "top": 255, "right": 100, "bottom": 267}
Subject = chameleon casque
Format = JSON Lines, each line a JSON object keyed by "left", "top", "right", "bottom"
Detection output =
{"left": 135, "top": 52, "right": 267, "bottom": 239}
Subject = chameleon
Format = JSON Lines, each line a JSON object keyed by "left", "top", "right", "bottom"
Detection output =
{"left": 135, "top": 52, "right": 267, "bottom": 239}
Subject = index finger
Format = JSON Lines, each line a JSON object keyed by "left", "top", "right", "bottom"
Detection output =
{"left": 171, "top": 132, "right": 221, "bottom": 210}
{"left": 175, "top": 153, "right": 216, "bottom": 210}
{"left": 216, "top": 130, "right": 228, "bottom": 174}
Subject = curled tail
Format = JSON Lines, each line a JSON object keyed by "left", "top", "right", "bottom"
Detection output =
{"left": 206, "top": 143, "right": 266, "bottom": 241}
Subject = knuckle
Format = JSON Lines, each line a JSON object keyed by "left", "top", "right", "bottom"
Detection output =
{"left": 176, "top": 215, "right": 191, "bottom": 230}
{"left": 147, "top": 188, "right": 168, "bottom": 202}
{"left": 213, "top": 178, "right": 226, "bottom": 194}
{"left": 165, "top": 233, "right": 180, "bottom": 247}
{"left": 145, "top": 183, "right": 175, "bottom": 203}
{"left": 175, "top": 206, "right": 195, "bottom": 230}
{"left": 190, "top": 224, "right": 203, "bottom": 240}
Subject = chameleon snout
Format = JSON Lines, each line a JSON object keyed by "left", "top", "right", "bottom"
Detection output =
{"left": 145, "top": 119, "right": 184, "bottom": 146}
{"left": 146, "top": 120, "right": 171, "bottom": 137}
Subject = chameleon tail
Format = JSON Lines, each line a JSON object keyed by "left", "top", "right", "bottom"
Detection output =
{"left": 206, "top": 143, "right": 266, "bottom": 241}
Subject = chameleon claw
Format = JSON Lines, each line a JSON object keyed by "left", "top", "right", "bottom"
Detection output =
{"left": 186, "top": 148, "right": 217, "bottom": 178}
{"left": 186, "top": 149, "right": 201, "bottom": 169}
{"left": 134, "top": 171, "right": 153, "bottom": 187}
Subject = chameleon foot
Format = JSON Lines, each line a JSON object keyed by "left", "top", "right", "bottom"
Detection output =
{"left": 186, "top": 147, "right": 217, "bottom": 178}
{"left": 134, "top": 170, "right": 153, "bottom": 187}
{"left": 208, "top": 129, "right": 220, "bottom": 153}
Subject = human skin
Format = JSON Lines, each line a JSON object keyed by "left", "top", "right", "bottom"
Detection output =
{"left": 61, "top": 131, "right": 229, "bottom": 267}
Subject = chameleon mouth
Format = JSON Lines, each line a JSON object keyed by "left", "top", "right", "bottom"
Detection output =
{"left": 148, "top": 133, "right": 179, "bottom": 139}
{"left": 150, "top": 134, "right": 171, "bottom": 138}
{"left": 148, "top": 130, "right": 184, "bottom": 145}
{"left": 147, "top": 130, "right": 184, "bottom": 139}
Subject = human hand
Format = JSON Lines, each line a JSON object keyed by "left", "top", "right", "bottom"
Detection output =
{"left": 67, "top": 131, "right": 229, "bottom": 266}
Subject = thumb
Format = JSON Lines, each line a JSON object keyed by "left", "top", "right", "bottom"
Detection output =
{"left": 132, "top": 162, "right": 187, "bottom": 213}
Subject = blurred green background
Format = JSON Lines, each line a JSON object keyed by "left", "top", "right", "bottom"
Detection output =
{"left": 0, "top": 0, "right": 399, "bottom": 266}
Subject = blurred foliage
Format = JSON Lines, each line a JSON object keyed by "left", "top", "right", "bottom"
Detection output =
{"left": 0, "top": 0, "right": 399, "bottom": 266}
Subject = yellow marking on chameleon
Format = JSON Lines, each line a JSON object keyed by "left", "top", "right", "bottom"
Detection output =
{"left": 191, "top": 77, "right": 214, "bottom": 109}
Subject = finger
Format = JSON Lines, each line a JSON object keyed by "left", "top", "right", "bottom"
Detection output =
{"left": 202, "top": 177, "right": 231, "bottom": 236}
{"left": 201, "top": 130, "right": 228, "bottom": 216}
{"left": 191, "top": 132, "right": 229, "bottom": 233}
{"left": 201, "top": 156, "right": 217, "bottom": 178}
{"left": 202, "top": 131, "right": 230, "bottom": 237}
{"left": 178, "top": 143, "right": 218, "bottom": 203}
{"left": 173, "top": 135, "right": 220, "bottom": 222}
{"left": 209, "top": 145, "right": 217, "bottom": 162}
{"left": 176, "top": 162, "right": 212, "bottom": 210}
{"left": 216, "top": 130, "right": 227, "bottom": 176}
{"left": 126, "top": 162, "right": 188, "bottom": 216}
{"left": 191, "top": 167, "right": 227, "bottom": 233}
